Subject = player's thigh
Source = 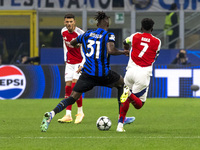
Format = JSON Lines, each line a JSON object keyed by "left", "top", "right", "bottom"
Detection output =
{"left": 132, "top": 72, "right": 150, "bottom": 92}
{"left": 100, "top": 70, "right": 122, "bottom": 88}
{"left": 65, "top": 64, "right": 75, "bottom": 81}
{"left": 124, "top": 69, "right": 135, "bottom": 89}
{"left": 132, "top": 73, "right": 150, "bottom": 102}
{"left": 138, "top": 87, "right": 149, "bottom": 102}
{"left": 73, "top": 73, "right": 95, "bottom": 93}
{"left": 72, "top": 63, "right": 81, "bottom": 80}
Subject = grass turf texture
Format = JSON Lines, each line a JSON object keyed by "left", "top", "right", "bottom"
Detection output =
{"left": 0, "top": 98, "right": 200, "bottom": 150}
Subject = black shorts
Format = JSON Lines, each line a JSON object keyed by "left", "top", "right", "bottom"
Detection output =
{"left": 73, "top": 70, "right": 121, "bottom": 93}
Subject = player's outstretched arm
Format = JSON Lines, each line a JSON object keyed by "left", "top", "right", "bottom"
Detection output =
{"left": 70, "top": 39, "right": 81, "bottom": 48}
{"left": 107, "top": 42, "right": 129, "bottom": 56}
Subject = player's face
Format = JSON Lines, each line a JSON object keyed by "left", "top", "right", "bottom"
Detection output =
{"left": 64, "top": 18, "right": 76, "bottom": 32}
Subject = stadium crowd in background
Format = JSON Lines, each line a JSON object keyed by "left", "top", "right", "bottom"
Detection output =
{"left": 117, "top": 18, "right": 161, "bottom": 132}
{"left": 58, "top": 13, "right": 85, "bottom": 124}
{"left": 40, "top": 11, "right": 135, "bottom": 132}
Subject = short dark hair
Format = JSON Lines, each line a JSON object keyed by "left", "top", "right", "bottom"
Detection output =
{"left": 94, "top": 11, "right": 109, "bottom": 23}
{"left": 64, "top": 14, "right": 75, "bottom": 19}
{"left": 141, "top": 18, "right": 154, "bottom": 31}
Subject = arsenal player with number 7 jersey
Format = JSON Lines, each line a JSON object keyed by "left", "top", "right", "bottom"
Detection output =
{"left": 117, "top": 18, "right": 161, "bottom": 132}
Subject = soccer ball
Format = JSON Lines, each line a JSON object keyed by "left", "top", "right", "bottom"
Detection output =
{"left": 96, "top": 116, "right": 112, "bottom": 131}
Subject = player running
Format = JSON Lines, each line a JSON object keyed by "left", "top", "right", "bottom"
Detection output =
{"left": 116, "top": 18, "right": 161, "bottom": 132}
{"left": 40, "top": 11, "right": 135, "bottom": 132}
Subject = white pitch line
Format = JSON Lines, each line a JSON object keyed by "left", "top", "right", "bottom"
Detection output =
{"left": 1, "top": 136, "right": 200, "bottom": 139}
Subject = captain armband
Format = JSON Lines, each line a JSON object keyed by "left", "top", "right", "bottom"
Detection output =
{"left": 123, "top": 38, "right": 131, "bottom": 45}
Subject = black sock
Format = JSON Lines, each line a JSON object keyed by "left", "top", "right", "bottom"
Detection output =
{"left": 53, "top": 97, "right": 76, "bottom": 115}
{"left": 117, "top": 86, "right": 123, "bottom": 114}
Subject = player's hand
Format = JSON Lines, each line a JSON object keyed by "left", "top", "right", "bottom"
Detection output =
{"left": 124, "top": 49, "right": 129, "bottom": 56}
{"left": 74, "top": 43, "right": 82, "bottom": 48}
{"left": 76, "top": 65, "right": 83, "bottom": 74}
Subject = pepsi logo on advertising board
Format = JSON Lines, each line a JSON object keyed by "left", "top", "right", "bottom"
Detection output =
{"left": 0, "top": 65, "right": 26, "bottom": 100}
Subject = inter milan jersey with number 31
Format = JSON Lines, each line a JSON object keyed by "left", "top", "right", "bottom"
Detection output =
{"left": 76, "top": 28, "right": 115, "bottom": 77}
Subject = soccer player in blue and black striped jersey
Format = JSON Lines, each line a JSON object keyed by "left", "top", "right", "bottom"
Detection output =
{"left": 40, "top": 11, "right": 135, "bottom": 132}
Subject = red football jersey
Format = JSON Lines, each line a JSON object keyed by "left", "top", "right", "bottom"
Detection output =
{"left": 61, "top": 27, "right": 85, "bottom": 64}
{"left": 127, "top": 32, "right": 161, "bottom": 67}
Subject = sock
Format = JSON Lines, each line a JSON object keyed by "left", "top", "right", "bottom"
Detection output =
{"left": 119, "top": 98, "right": 130, "bottom": 123}
{"left": 71, "top": 82, "right": 83, "bottom": 114}
{"left": 65, "top": 85, "right": 72, "bottom": 98}
{"left": 76, "top": 96, "right": 83, "bottom": 107}
{"left": 65, "top": 86, "right": 73, "bottom": 110}
{"left": 50, "top": 111, "right": 55, "bottom": 119}
{"left": 117, "top": 122, "right": 124, "bottom": 129}
{"left": 66, "top": 110, "right": 72, "bottom": 116}
{"left": 71, "top": 82, "right": 76, "bottom": 91}
{"left": 129, "top": 93, "right": 143, "bottom": 109}
{"left": 66, "top": 105, "right": 72, "bottom": 110}
{"left": 71, "top": 82, "right": 83, "bottom": 108}
{"left": 53, "top": 97, "right": 76, "bottom": 115}
{"left": 77, "top": 107, "right": 83, "bottom": 114}
{"left": 117, "top": 86, "right": 123, "bottom": 114}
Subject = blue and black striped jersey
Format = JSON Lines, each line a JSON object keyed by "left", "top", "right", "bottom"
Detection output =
{"left": 76, "top": 28, "right": 115, "bottom": 76}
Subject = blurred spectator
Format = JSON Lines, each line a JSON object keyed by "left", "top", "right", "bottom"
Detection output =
{"left": 0, "top": 34, "right": 9, "bottom": 64}
{"left": 171, "top": 49, "right": 190, "bottom": 65}
{"left": 164, "top": 3, "right": 179, "bottom": 49}
{"left": 16, "top": 54, "right": 40, "bottom": 64}
{"left": 39, "top": 30, "right": 54, "bottom": 47}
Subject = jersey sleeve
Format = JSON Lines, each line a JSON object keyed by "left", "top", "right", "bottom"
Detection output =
{"left": 76, "top": 34, "right": 83, "bottom": 43}
{"left": 61, "top": 28, "right": 67, "bottom": 62}
{"left": 125, "top": 33, "right": 135, "bottom": 44}
{"left": 154, "top": 39, "right": 162, "bottom": 61}
{"left": 63, "top": 40, "right": 67, "bottom": 62}
{"left": 80, "top": 46, "right": 86, "bottom": 67}
{"left": 108, "top": 33, "right": 115, "bottom": 42}
{"left": 76, "top": 27, "right": 85, "bottom": 35}
{"left": 79, "top": 29, "right": 85, "bottom": 35}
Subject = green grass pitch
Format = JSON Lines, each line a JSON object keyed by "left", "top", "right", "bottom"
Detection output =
{"left": 0, "top": 98, "right": 200, "bottom": 150}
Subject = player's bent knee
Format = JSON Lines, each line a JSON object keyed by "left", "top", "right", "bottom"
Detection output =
{"left": 130, "top": 101, "right": 143, "bottom": 109}
{"left": 134, "top": 104, "right": 143, "bottom": 109}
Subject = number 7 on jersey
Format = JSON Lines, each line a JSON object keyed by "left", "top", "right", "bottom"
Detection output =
{"left": 138, "top": 42, "right": 149, "bottom": 58}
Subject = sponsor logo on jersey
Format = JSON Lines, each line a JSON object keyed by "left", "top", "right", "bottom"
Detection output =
{"left": 0, "top": 65, "right": 26, "bottom": 100}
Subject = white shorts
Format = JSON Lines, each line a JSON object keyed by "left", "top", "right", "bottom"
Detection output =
{"left": 65, "top": 63, "right": 81, "bottom": 82}
{"left": 124, "top": 64, "right": 152, "bottom": 102}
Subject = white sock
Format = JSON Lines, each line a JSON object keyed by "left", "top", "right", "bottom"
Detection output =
{"left": 117, "top": 122, "right": 124, "bottom": 128}
{"left": 77, "top": 107, "right": 83, "bottom": 114}
{"left": 50, "top": 111, "right": 55, "bottom": 119}
{"left": 66, "top": 110, "right": 72, "bottom": 116}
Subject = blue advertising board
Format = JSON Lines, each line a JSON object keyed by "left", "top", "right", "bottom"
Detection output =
{"left": 1, "top": 64, "right": 200, "bottom": 100}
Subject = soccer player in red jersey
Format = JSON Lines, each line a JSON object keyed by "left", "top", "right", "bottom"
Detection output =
{"left": 58, "top": 14, "right": 85, "bottom": 124}
{"left": 117, "top": 18, "right": 161, "bottom": 132}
